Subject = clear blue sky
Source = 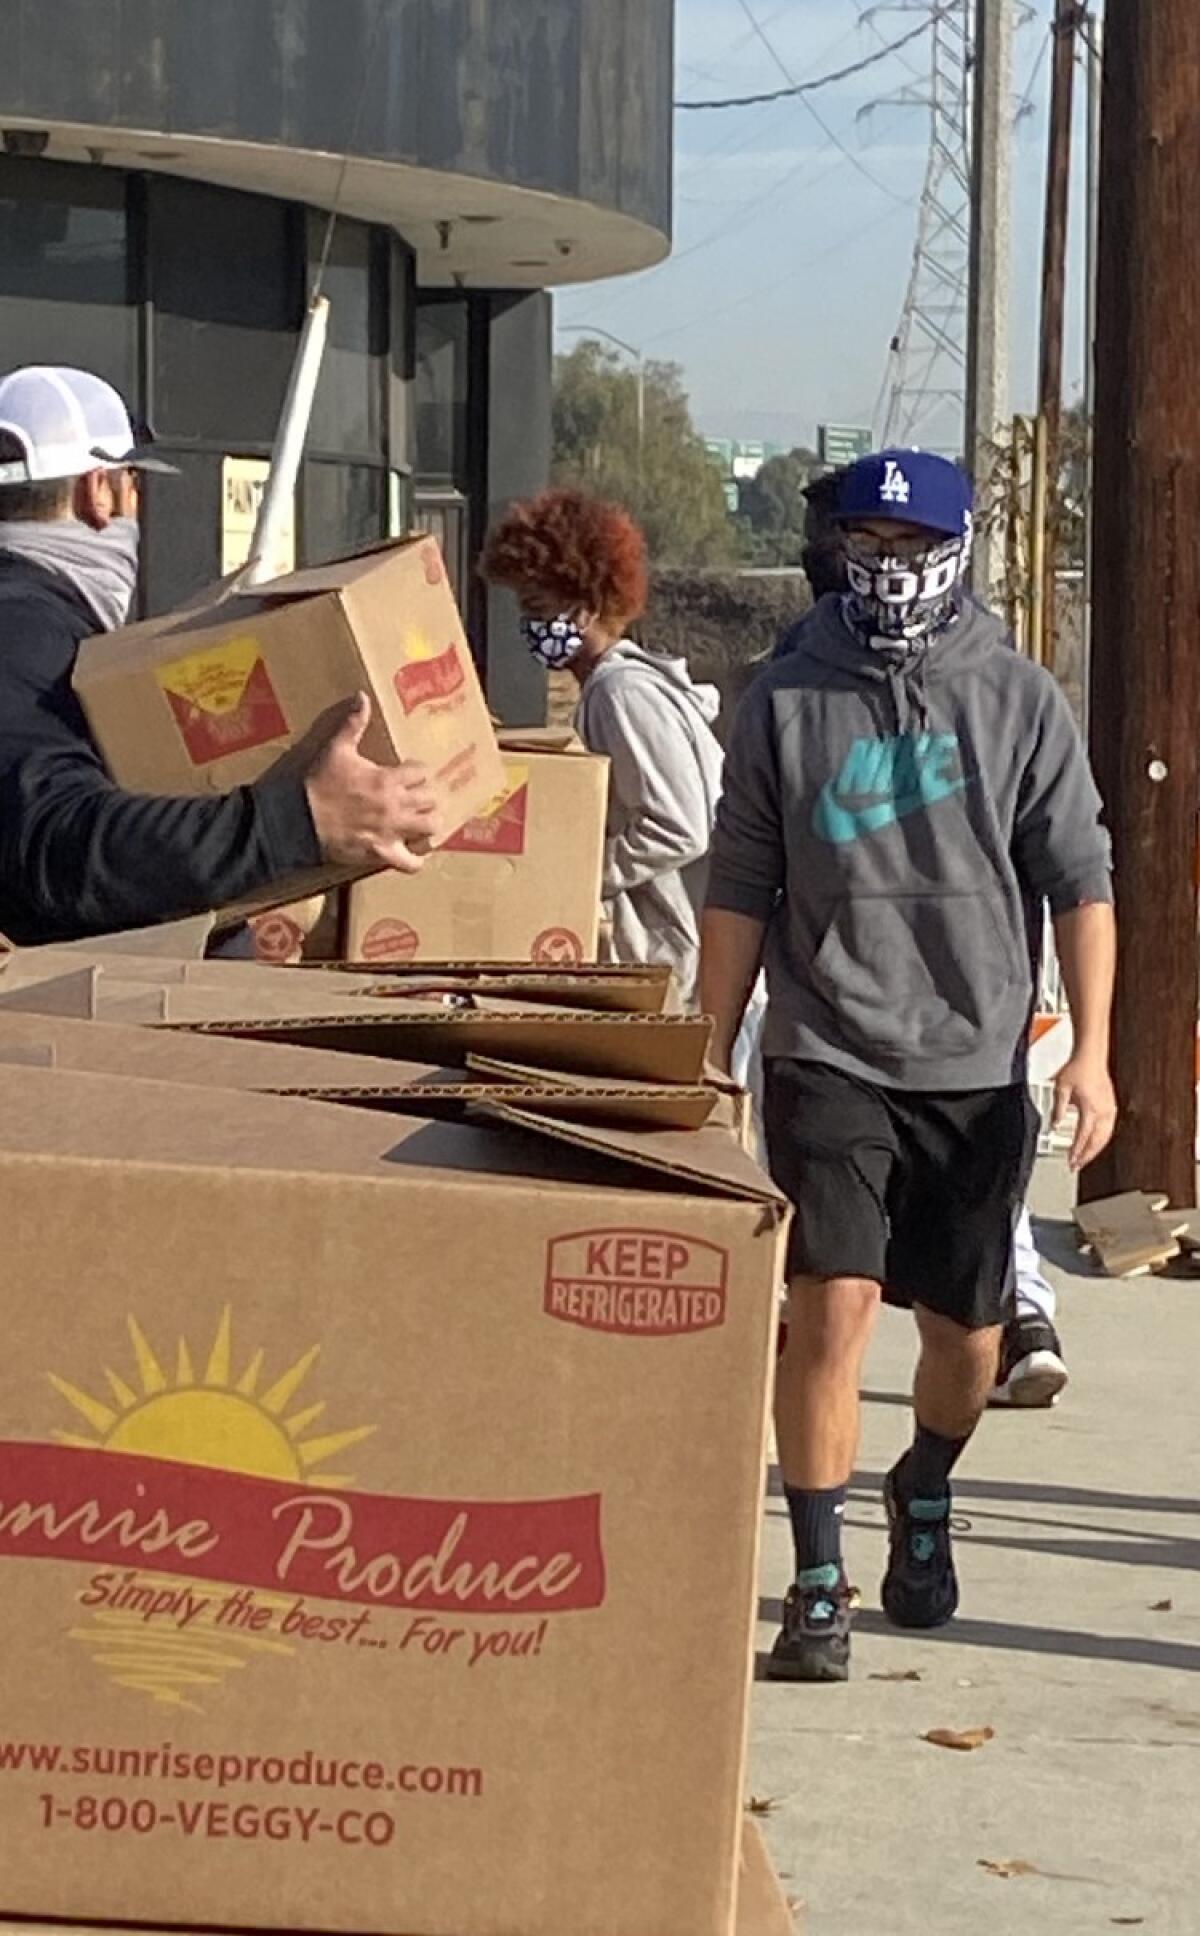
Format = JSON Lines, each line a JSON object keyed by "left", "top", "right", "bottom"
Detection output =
{"left": 556, "top": 0, "right": 1091, "bottom": 454}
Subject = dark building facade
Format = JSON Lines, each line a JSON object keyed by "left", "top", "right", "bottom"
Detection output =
{"left": 0, "top": 0, "right": 674, "bottom": 720}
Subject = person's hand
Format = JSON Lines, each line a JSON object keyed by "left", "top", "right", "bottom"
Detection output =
{"left": 1053, "top": 1052, "right": 1118, "bottom": 1172}
{"left": 304, "top": 693, "right": 440, "bottom": 874}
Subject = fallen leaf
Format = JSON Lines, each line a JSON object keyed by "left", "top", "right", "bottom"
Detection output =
{"left": 923, "top": 1725, "right": 995, "bottom": 1752}
{"left": 978, "top": 1858, "right": 1041, "bottom": 1879}
{"left": 1150, "top": 1599, "right": 1174, "bottom": 1612}
{"left": 747, "top": 1796, "right": 777, "bottom": 1817}
{"left": 869, "top": 1668, "right": 922, "bottom": 1683}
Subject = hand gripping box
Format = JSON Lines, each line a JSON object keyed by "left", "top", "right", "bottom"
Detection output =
{"left": 0, "top": 1063, "right": 787, "bottom": 1936}
{"left": 72, "top": 538, "right": 504, "bottom": 919}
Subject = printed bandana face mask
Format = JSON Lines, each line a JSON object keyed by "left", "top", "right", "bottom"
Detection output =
{"left": 843, "top": 528, "right": 971, "bottom": 646}
{"left": 520, "top": 612, "right": 587, "bottom": 671}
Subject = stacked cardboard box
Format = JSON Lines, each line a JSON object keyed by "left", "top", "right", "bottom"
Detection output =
{"left": 0, "top": 933, "right": 795, "bottom": 1936}
{"left": 343, "top": 729, "right": 609, "bottom": 967}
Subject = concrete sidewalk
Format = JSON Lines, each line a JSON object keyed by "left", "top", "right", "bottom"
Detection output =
{"left": 749, "top": 1158, "right": 1200, "bottom": 1935}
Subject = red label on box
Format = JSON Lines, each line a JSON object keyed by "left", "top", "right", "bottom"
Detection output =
{"left": 532, "top": 927, "right": 584, "bottom": 967}
{"left": 0, "top": 1443, "right": 606, "bottom": 1617}
{"left": 444, "top": 779, "right": 530, "bottom": 857}
{"left": 394, "top": 644, "right": 466, "bottom": 716}
{"left": 250, "top": 913, "right": 304, "bottom": 965}
{"left": 544, "top": 1230, "right": 728, "bottom": 1337}
{"left": 360, "top": 918, "right": 420, "bottom": 964}
{"left": 157, "top": 639, "right": 289, "bottom": 766}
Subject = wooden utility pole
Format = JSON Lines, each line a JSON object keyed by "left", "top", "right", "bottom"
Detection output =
{"left": 964, "top": 0, "right": 1014, "bottom": 607}
{"left": 1080, "top": 0, "right": 1200, "bottom": 1208}
{"left": 1036, "top": 0, "right": 1079, "bottom": 674}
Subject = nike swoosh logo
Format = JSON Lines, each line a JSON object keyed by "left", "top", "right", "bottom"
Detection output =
{"left": 813, "top": 771, "right": 967, "bottom": 845}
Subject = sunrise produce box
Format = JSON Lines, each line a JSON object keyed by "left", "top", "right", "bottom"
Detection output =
{"left": 0, "top": 1054, "right": 789, "bottom": 1936}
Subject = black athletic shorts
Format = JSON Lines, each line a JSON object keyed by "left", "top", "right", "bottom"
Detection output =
{"left": 762, "top": 1058, "right": 1039, "bottom": 1331}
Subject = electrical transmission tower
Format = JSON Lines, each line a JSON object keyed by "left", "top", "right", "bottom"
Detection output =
{"left": 867, "top": 0, "right": 973, "bottom": 451}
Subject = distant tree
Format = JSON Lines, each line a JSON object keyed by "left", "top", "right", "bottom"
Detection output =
{"left": 735, "top": 447, "right": 822, "bottom": 566}
{"left": 552, "top": 341, "right": 740, "bottom": 567}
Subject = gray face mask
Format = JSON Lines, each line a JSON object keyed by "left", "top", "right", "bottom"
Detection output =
{"left": 0, "top": 514, "right": 141, "bottom": 632}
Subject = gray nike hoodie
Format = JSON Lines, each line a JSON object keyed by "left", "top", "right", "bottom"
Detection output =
{"left": 576, "top": 640, "right": 725, "bottom": 1007}
{"left": 707, "top": 594, "right": 1112, "bottom": 1089}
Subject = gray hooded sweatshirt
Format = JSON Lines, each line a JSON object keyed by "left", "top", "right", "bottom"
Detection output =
{"left": 576, "top": 640, "right": 725, "bottom": 1007}
{"left": 707, "top": 595, "right": 1112, "bottom": 1090}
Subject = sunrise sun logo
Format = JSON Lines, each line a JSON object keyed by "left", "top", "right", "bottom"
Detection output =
{"left": 50, "top": 1309, "right": 375, "bottom": 1712}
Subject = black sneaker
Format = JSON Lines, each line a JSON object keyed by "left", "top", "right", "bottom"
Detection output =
{"left": 989, "top": 1313, "right": 1068, "bottom": 1408}
{"left": 767, "top": 1565, "right": 853, "bottom": 1683}
{"left": 881, "top": 1468, "right": 959, "bottom": 1630}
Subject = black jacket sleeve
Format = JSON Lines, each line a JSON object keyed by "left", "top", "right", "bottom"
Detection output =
{"left": 0, "top": 585, "right": 323, "bottom": 945}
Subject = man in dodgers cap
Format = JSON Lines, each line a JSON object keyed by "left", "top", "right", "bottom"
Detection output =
{"left": 700, "top": 447, "right": 1116, "bottom": 1681}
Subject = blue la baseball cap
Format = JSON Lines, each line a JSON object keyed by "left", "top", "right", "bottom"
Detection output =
{"left": 836, "top": 448, "right": 973, "bottom": 539}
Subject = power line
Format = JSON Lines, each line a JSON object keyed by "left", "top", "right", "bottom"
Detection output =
{"left": 1014, "top": 21, "right": 1052, "bottom": 125}
{"left": 675, "top": 8, "right": 951, "bottom": 111}
{"left": 730, "top": 0, "right": 916, "bottom": 208}
{"left": 639, "top": 199, "right": 902, "bottom": 350}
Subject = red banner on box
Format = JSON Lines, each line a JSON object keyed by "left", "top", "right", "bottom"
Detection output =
{"left": 0, "top": 1444, "right": 605, "bottom": 1617}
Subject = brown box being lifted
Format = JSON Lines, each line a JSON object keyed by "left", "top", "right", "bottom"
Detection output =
{"left": 72, "top": 538, "right": 504, "bottom": 923}
{"left": 0, "top": 1063, "right": 786, "bottom": 1936}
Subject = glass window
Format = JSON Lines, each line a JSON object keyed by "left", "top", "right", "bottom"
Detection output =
{"left": 415, "top": 301, "right": 470, "bottom": 484}
{"left": 413, "top": 487, "right": 469, "bottom": 605}
{"left": 306, "top": 216, "right": 385, "bottom": 462}
{"left": 150, "top": 178, "right": 299, "bottom": 445}
{"left": 301, "top": 462, "right": 386, "bottom": 566}
{"left": 0, "top": 157, "right": 133, "bottom": 397}
{"left": 138, "top": 449, "right": 224, "bottom": 616}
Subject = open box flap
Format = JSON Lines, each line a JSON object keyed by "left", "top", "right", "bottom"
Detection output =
{"left": 321, "top": 962, "right": 673, "bottom": 1015}
{"left": 0, "top": 1063, "right": 772, "bottom": 1210}
{"left": 473, "top": 1097, "right": 786, "bottom": 1208}
{"left": 0, "top": 914, "right": 216, "bottom": 969}
{"left": 0, "top": 1008, "right": 446, "bottom": 1093}
{"left": 175, "top": 1008, "right": 713, "bottom": 1087}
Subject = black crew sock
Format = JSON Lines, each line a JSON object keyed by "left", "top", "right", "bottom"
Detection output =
{"left": 784, "top": 1484, "right": 847, "bottom": 1577}
{"left": 896, "top": 1425, "right": 971, "bottom": 1503}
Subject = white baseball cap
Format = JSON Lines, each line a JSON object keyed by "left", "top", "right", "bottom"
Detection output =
{"left": 0, "top": 366, "right": 178, "bottom": 485}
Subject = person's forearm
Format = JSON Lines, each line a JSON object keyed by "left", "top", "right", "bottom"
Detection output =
{"left": 700, "top": 907, "right": 767, "bottom": 1072}
{"left": 1053, "top": 901, "right": 1116, "bottom": 1061}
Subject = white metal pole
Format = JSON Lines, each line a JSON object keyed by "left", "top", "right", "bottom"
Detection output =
{"left": 244, "top": 295, "right": 330, "bottom": 586}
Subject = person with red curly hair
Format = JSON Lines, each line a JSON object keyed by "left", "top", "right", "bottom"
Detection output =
{"left": 482, "top": 488, "right": 724, "bottom": 1006}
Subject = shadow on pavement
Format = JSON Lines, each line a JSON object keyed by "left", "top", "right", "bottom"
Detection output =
{"left": 755, "top": 1601, "right": 1200, "bottom": 1675}
{"left": 851, "top": 1469, "right": 1200, "bottom": 1519}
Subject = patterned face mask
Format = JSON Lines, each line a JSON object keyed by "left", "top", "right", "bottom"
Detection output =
{"left": 520, "top": 612, "right": 586, "bottom": 670}
{"left": 842, "top": 525, "right": 972, "bottom": 647}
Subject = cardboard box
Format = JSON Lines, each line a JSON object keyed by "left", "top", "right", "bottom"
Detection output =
{"left": 343, "top": 730, "right": 608, "bottom": 968}
{"left": 73, "top": 538, "right": 504, "bottom": 919}
{"left": 0, "top": 1063, "right": 785, "bottom": 1936}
